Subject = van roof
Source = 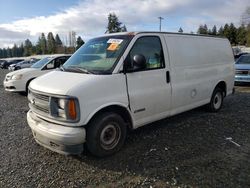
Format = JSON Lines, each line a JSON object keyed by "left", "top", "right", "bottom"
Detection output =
{"left": 101, "top": 31, "right": 227, "bottom": 40}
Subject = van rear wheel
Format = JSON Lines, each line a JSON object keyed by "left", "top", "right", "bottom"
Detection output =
{"left": 207, "top": 87, "right": 223, "bottom": 112}
{"left": 86, "top": 112, "right": 127, "bottom": 157}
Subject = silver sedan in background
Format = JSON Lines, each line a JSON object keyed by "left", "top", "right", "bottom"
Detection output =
{"left": 235, "top": 54, "right": 250, "bottom": 84}
{"left": 8, "top": 58, "right": 40, "bottom": 71}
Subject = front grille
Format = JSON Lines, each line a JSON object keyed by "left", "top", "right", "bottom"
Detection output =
{"left": 33, "top": 104, "right": 49, "bottom": 114}
{"left": 28, "top": 90, "right": 50, "bottom": 115}
{"left": 235, "top": 70, "right": 250, "bottom": 75}
{"left": 31, "top": 92, "right": 49, "bottom": 102}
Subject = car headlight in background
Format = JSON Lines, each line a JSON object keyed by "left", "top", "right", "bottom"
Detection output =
{"left": 11, "top": 74, "right": 23, "bottom": 80}
{"left": 50, "top": 97, "right": 80, "bottom": 122}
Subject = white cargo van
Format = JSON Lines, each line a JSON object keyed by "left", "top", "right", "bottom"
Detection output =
{"left": 27, "top": 32, "right": 234, "bottom": 157}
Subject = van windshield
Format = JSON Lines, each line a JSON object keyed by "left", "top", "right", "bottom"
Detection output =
{"left": 31, "top": 57, "right": 52, "bottom": 68}
{"left": 63, "top": 35, "right": 133, "bottom": 74}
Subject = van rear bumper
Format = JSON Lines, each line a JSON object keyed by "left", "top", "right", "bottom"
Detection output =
{"left": 27, "top": 110, "right": 86, "bottom": 155}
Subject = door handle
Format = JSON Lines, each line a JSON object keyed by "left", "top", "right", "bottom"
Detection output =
{"left": 166, "top": 71, "right": 170, "bottom": 83}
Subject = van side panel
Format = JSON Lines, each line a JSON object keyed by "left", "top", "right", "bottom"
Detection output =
{"left": 164, "top": 34, "right": 234, "bottom": 115}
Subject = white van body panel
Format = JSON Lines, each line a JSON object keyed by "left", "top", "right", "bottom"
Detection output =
{"left": 30, "top": 71, "right": 129, "bottom": 126}
{"left": 163, "top": 34, "right": 234, "bottom": 115}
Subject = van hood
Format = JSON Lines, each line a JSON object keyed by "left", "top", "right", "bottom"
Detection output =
{"left": 29, "top": 71, "right": 99, "bottom": 95}
{"left": 6, "top": 68, "right": 39, "bottom": 76}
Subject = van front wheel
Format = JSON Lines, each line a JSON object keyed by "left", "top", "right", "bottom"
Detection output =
{"left": 207, "top": 87, "right": 223, "bottom": 112}
{"left": 86, "top": 112, "right": 127, "bottom": 157}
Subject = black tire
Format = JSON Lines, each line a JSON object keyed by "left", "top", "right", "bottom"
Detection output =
{"left": 207, "top": 87, "right": 224, "bottom": 112}
{"left": 86, "top": 112, "right": 127, "bottom": 157}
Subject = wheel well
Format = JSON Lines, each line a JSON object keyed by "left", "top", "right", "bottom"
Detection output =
{"left": 26, "top": 78, "right": 36, "bottom": 92}
{"left": 88, "top": 105, "right": 133, "bottom": 129}
{"left": 215, "top": 81, "right": 227, "bottom": 97}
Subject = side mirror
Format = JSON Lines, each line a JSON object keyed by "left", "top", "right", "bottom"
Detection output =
{"left": 124, "top": 54, "right": 146, "bottom": 73}
{"left": 132, "top": 54, "right": 146, "bottom": 71}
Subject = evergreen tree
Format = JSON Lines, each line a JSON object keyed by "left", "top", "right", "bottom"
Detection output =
{"left": 55, "top": 34, "right": 63, "bottom": 47}
{"left": 40, "top": 33, "right": 47, "bottom": 54}
{"left": 208, "top": 29, "right": 212, "bottom": 35}
{"left": 212, "top": 25, "right": 217, "bottom": 35}
{"left": 55, "top": 34, "right": 64, "bottom": 53}
{"left": 228, "top": 23, "right": 237, "bottom": 45}
{"left": 106, "top": 13, "right": 127, "bottom": 33}
{"left": 24, "top": 39, "right": 33, "bottom": 56}
{"left": 6, "top": 47, "right": 12, "bottom": 57}
{"left": 178, "top": 27, "right": 183, "bottom": 33}
{"left": 2, "top": 48, "right": 7, "bottom": 58}
{"left": 236, "top": 25, "right": 247, "bottom": 45}
{"left": 12, "top": 44, "right": 18, "bottom": 57}
{"left": 18, "top": 43, "right": 24, "bottom": 57}
{"left": 76, "top": 36, "right": 85, "bottom": 50}
{"left": 47, "top": 32, "right": 56, "bottom": 54}
{"left": 36, "top": 36, "right": 42, "bottom": 54}
{"left": 32, "top": 45, "right": 36, "bottom": 55}
{"left": 247, "top": 24, "right": 250, "bottom": 47}
{"left": 223, "top": 24, "right": 230, "bottom": 39}
{"left": 203, "top": 24, "right": 208, "bottom": 34}
{"left": 197, "top": 25, "right": 203, "bottom": 34}
{"left": 197, "top": 24, "right": 208, "bottom": 34}
{"left": 218, "top": 26, "right": 224, "bottom": 36}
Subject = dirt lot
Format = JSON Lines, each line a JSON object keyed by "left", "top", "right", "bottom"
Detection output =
{"left": 0, "top": 68, "right": 250, "bottom": 188}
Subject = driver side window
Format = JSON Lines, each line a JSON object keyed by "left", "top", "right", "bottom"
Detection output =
{"left": 44, "top": 57, "right": 68, "bottom": 70}
{"left": 128, "top": 36, "right": 165, "bottom": 70}
{"left": 45, "top": 60, "right": 55, "bottom": 69}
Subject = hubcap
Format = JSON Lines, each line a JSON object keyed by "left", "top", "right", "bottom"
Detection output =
{"left": 100, "top": 123, "right": 121, "bottom": 150}
{"left": 213, "top": 92, "right": 222, "bottom": 109}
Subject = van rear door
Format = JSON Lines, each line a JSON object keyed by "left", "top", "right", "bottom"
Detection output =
{"left": 124, "top": 34, "right": 172, "bottom": 127}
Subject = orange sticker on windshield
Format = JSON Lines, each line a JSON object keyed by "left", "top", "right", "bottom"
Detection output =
{"left": 107, "top": 43, "right": 119, "bottom": 51}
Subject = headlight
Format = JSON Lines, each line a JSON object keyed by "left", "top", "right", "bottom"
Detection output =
{"left": 50, "top": 97, "right": 80, "bottom": 122}
{"left": 58, "top": 98, "right": 66, "bottom": 109}
{"left": 11, "top": 74, "right": 23, "bottom": 80}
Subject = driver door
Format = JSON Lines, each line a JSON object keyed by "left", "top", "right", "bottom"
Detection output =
{"left": 125, "top": 35, "right": 172, "bottom": 127}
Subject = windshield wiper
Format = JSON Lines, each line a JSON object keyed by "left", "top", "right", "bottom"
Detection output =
{"left": 65, "top": 66, "right": 94, "bottom": 74}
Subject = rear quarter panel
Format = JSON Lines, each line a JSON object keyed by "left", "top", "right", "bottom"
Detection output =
{"left": 164, "top": 34, "right": 234, "bottom": 115}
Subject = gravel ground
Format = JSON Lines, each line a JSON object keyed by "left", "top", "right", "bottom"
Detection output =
{"left": 0, "top": 68, "right": 250, "bottom": 188}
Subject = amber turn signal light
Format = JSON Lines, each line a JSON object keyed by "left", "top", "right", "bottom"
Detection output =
{"left": 68, "top": 99, "right": 77, "bottom": 120}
